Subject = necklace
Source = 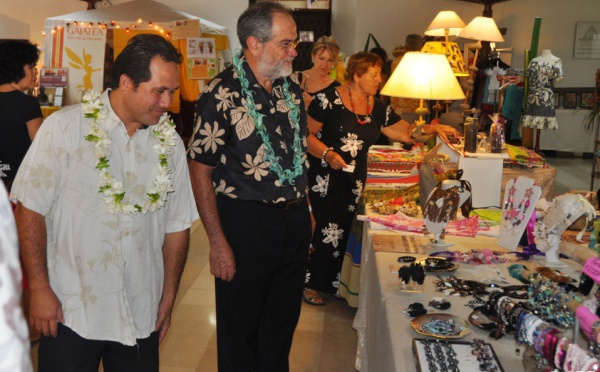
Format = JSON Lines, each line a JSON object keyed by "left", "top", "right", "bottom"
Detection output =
{"left": 83, "top": 91, "right": 177, "bottom": 215}
{"left": 503, "top": 186, "right": 533, "bottom": 227}
{"left": 233, "top": 53, "right": 305, "bottom": 185}
{"left": 347, "top": 83, "right": 372, "bottom": 125}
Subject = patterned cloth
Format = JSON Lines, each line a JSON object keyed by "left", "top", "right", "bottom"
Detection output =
{"left": 10, "top": 90, "right": 198, "bottom": 345}
{"left": 304, "top": 88, "right": 401, "bottom": 293}
{"left": 0, "top": 182, "right": 32, "bottom": 371}
{"left": 521, "top": 57, "right": 564, "bottom": 130}
{"left": 188, "top": 60, "right": 309, "bottom": 202}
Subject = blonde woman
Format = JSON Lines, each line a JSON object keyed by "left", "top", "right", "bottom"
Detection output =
{"left": 297, "top": 36, "right": 341, "bottom": 109}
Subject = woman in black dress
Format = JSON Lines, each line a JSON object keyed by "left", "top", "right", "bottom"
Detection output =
{"left": 297, "top": 36, "right": 341, "bottom": 109}
{"left": 303, "top": 52, "right": 458, "bottom": 305}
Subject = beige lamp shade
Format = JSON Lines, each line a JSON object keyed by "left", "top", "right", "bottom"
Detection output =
{"left": 424, "top": 10, "right": 466, "bottom": 38}
{"left": 421, "top": 41, "right": 469, "bottom": 76}
{"left": 381, "top": 52, "right": 465, "bottom": 100}
{"left": 458, "top": 16, "right": 505, "bottom": 42}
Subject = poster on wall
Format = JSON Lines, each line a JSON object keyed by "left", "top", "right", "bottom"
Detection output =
{"left": 53, "top": 25, "right": 106, "bottom": 105}
{"left": 573, "top": 22, "right": 600, "bottom": 59}
{"left": 186, "top": 37, "right": 217, "bottom": 79}
{"left": 172, "top": 19, "right": 201, "bottom": 40}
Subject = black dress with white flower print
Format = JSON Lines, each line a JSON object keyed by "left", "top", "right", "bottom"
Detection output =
{"left": 304, "top": 88, "right": 400, "bottom": 293}
{"left": 521, "top": 58, "right": 564, "bottom": 130}
{"left": 187, "top": 60, "right": 309, "bottom": 203}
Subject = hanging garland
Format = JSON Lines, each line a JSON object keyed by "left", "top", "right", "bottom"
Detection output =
{"left": 83, "top": 91, "right": 176, "bottom": 215}
{"left": 232, "top": 53, "right": 305, "bottom": 185}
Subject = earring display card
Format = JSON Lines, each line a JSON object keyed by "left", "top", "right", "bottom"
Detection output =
{"left": 412, "top": 338, "right": 504, "bottom": 372}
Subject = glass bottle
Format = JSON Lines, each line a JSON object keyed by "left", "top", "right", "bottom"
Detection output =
{"left": 489, "top": 114, "right": 505, "bottom": 153}
{"left": 463, "top": 116, "right": 478, "bottom": 153}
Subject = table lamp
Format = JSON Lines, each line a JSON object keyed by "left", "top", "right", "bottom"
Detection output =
{"left": 380, "top": 52, "right": 465, "bottom": 138}
{"left": 422, "top": 10, "right": 469, "bottom": 77}
{"left": 457, "top": 16, "right": 505, "bottom": 111}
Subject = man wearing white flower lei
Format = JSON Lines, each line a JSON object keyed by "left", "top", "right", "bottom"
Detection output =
{"left": 188, "top": 3, "right": 311, "bottom": 371}
{"left": 10, "top": 34, "right": 198, "bottom": 371}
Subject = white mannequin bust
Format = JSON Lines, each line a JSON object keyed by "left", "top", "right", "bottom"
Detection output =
{"left": 535, "top": 194, "right": 596, "bottom": 266}
{"left": 533, "top": 49, "right": 559, "bottom": 62}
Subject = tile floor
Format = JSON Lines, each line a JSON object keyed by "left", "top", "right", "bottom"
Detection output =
{"left": 29, "top": 154, "right": 595, "bottom": 371}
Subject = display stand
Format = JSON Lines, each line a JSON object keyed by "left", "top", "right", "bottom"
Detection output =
{"left": 535, "top": 193, "right": 596, "bottom": 267}
{"left": 498, "top": 176, "right": 541, "bottom": 251}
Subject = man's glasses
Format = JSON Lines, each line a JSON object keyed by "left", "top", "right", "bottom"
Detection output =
{"left": 275, "top": 38, "right": 300, "bottom": 51}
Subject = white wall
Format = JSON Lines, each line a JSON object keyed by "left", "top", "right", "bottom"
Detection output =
{"left": 1, "top": 0, "right": 599, "bottom": 87}
{"left": 338, "top": 0, "right": 600, "bottom": 87}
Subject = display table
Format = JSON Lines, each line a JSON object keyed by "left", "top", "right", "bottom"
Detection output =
{"left": 339, "top": 164, "right": 556, "bottom": 308}
{"left": 352, "top": 225, "right": 582, "bottom": 371}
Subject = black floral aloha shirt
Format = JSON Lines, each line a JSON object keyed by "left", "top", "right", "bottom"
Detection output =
{"left": 187, "top": 57, "right": 309, "bottom": 203}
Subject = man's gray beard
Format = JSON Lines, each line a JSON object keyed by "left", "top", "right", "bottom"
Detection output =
{"left": 258, "top": 58, "right": 293, "bottom": 80}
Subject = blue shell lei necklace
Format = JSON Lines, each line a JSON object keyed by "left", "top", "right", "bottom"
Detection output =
{"left": 233, "top": 52, "right": 304, "bottom": 185}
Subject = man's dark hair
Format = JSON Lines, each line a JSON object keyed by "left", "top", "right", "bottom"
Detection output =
{"left": 237, "top": 1, "right": 292, "bottom": 49}
{"left": 109, "top": 33, "right": 182, "bottom": 89}
{"left": 0, "top": 40, "right": 40, "bottom": 85}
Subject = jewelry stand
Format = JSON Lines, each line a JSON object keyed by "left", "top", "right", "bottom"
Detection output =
{"left": 398, "top": 280, "right": 425, "bottom": 293}
{"left": 498, "top": 176, "right": 541, "bottom": 251}
{"left": 423, "top": 180, "right": 471, "bottom": 249}
{"left": 535, "top": 193, "right": 596, "bottom": 268}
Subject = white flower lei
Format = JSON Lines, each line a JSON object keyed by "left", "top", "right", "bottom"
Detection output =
{"left": 83, "top": 91, "right": 177, "bottom": 215}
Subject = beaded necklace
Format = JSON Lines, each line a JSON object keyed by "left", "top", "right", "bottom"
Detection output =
{"left": 233, "top": 53, "right": 305, "bottom": 185}
{"left": 347, "top": 83, "right": 372, "bottom": 125}
{"left": 503, "top": 185, "right": 533, "bottom": 227}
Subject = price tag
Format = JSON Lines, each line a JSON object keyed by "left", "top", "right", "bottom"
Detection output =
{"left": 583, "top": 257, "right": 600, "bottom": 284}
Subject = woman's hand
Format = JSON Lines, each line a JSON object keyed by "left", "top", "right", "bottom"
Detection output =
{"left": 429, "top": 124, "right": 460, "bottom": 142}
{"left": 325, "top": 151, "right": 348, "bottom": 170}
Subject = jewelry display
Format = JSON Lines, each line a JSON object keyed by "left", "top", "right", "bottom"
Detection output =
{"left": 398, "top": 255, "right": 416, "bottom": 263}
{"left": 470, "top": 339, "right": 501, "bottom": 372}
{"left": 403, "top": 302, "right": 427, "bottom": 317}
{"left": 420, "top": 319, "right": 463, "bottom": 336}
{"left": 534, "top": 193, "right": 596, "bottom": 266}
{"left": 526, "top": 273, "right": 574, "bottom": 327}
{"left": 413, "top": 338, "right": 502, "bottom": 372}
{"left": 498, "top": 177, "right": 541, "bottom": 252}
{"left": 430, "top": 249, "right": 510, "bottom": 265}
{"left": 411, "top": 314, "right": 471, "bottom": 339}
{"left": 429, "top": 298, "right": 451, "bottom": 310}
{"left": 417, "top": 257, "right": 457, "bottom": 273}
{"left": 424, "top": 187, "right": 460, "bottom": 224}
{"left": 347, "top": 82, "right": 372, "bottom": 125}
{"left": 503, "top": 185, "right": 533, "bottom": 227}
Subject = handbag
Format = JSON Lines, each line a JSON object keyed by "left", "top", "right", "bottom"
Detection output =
{"left": 363, "top": 33, "right": 381, "bottom": 52}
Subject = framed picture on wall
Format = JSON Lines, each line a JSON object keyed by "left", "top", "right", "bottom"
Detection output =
{"left": 582, "top": 92, "right": 595, "bottom": 109}
{"left": 564, "top": 92, "right": 577, "bottom": 109}
{"left": 574, "top": 22, "right": 600, "bottom": 59}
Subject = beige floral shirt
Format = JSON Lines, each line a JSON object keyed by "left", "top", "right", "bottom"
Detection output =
{"left": 10, "top": 90, "right": 198, "bottom": 345}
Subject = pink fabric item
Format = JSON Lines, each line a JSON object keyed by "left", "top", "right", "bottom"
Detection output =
{"left": 364, "top": 214, "right": 482, "bottom": 237}
{"left": 576, "top": 306, "right": 600, "bottom": 339}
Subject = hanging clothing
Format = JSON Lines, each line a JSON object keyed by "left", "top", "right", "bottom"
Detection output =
{"left": 501, "top": 84, "right": 525, "bottom": 140}
{"left": 521, "top": 58, "right": 564, "bottom": 130}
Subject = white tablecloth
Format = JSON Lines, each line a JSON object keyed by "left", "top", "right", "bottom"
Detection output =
{"left": 352, "top": 226, "right": 582, "bottom": 371}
